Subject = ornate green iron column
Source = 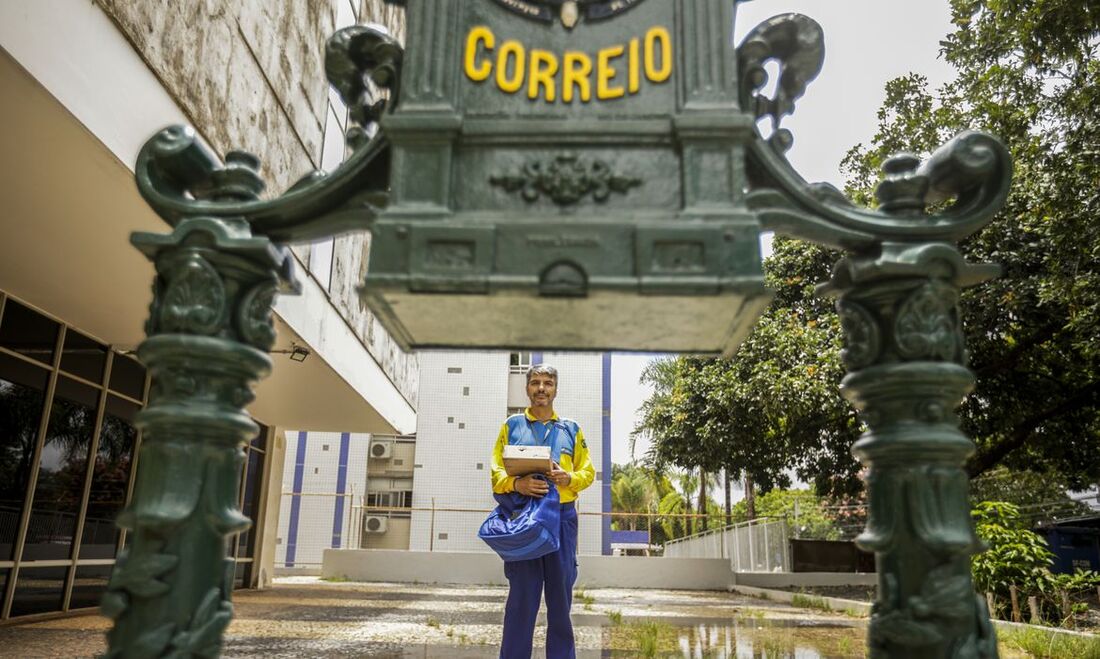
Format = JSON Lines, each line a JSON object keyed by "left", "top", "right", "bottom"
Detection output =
{"left": 820, "top": 151, "right": 1008, "bottom": 658}
{"left": 102, "top": 26, "right": 401, "bottom": 658}
{"left": 101, "top": 147, "right": 297, "bottom": 657}
{"left": 739, "top": 15, "right": 1013, "bottom": 654}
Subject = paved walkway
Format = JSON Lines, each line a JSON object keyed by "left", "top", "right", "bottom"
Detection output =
{"left": 0, "top": 577, "right": 868, "bottom": 657}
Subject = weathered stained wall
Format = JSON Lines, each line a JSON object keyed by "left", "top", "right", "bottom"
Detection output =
{"left": 99, "top": 0, "right": 417, "bottom": 406}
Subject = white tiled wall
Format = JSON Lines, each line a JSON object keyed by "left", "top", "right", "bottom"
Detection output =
{"left": 275, "top": 430, "right": 371, "bottom": 567}
{"left": 410, "top": 351, "right": 607, "bottom": 556}
{"left": 543, "top": 352, "right": 606, "bottom": 556}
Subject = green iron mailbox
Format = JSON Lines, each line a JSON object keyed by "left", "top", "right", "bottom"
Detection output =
{"left": 365, "top": 0, "right": 770, "bottom": 354}
{"left": 109, "top": 1, "right": 1015, "bottom": 657}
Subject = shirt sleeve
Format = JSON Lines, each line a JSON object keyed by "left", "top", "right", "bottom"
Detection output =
{"left": 490, "top": 423, "right": 516, "bottom": 494}
{"left": 566, "top": 427, "right": 595, "bottom": 494}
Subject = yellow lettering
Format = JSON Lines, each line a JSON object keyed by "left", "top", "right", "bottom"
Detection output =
{"left": 528, "top": 50, "right": 559, "bottom": 102}
{"left": 562, "top": 51, "right": 592, "bottom": 103}
{"left": 464, "top": 26, "right": 495, "bottom": 82}
{"left": 462, "top": 25, "right": 674, "bottom": 103}
{"left": 597, "top": 45, "right": 625, "bottom": 100}
{"left": 496, "top": 40, "right": 526, "bottom": 94}
{"left": 645, "top": 27, "right": 672, "bottom": 83}
{"left": 628, "top": 38, "right": 641, "bottom": 94}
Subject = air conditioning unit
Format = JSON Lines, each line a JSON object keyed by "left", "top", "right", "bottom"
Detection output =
{"left": 364, "top": 515, "right": 388, "bottom": 534}
{"left": 370, "top": 440, "right": 392, "bottom": 459}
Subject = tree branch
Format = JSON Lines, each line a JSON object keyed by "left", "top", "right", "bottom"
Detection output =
{"left": 967, "top": 380, "right": 1100, "bottom": 478}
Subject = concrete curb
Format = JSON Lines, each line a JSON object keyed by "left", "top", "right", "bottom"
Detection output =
{"left": 731, "top": 585, "right": 1100, "bottom": 641}
{"left": 728, "top": 584, "right": 872, "bottom": 616}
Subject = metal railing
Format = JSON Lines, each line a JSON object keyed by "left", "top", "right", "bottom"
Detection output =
{"left": 275, "top": 493, "right": 766, "bottom": 565}
{"left": 663, "top": 518, "right": 790, "bottom": 572}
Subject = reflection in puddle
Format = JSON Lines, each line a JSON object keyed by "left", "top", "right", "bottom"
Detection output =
{"left": 605, "top": 618, "right": 867, "bottom": 658}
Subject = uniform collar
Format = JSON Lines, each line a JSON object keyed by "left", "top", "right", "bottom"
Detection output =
{"left": 525, "top": 407, "right": 559, "bottom": 423}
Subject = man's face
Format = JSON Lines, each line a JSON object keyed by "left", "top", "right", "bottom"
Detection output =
{"left": 526, "top": 373, "right": 557, "bottom": 408}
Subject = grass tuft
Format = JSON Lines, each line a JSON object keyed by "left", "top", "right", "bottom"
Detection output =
{"left": 791, "top": 592, "right": 833, "bottom": 613}
{"left": 999, "top": 626, "right": 1100, "bottom": 659}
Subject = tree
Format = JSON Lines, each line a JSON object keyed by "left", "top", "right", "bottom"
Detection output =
{"left": 609, "top": 463, "right": 676, "bottom": 546}
{"left": 969, "top": 467, "right": 1091, "bottom": 526}
{"left": 632, "top": 289, "right": 864, "bottom": 501}
{"left": 633, "top": 0, "right": 1099, "bottom": 506}
{"left": 728, "top": 488, "right": 843, "bottom": 541}
{"left": 840, "top": 1, "right": 1100, "bottom": 485}
{"left": 610, "top": 464, "right": 654, "bottom": 532}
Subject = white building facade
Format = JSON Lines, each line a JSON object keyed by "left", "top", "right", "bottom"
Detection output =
{"left": 0, "top": 0, "right": 414, "bottom": 620}
{"left": 410, "top": 351, "right": 613, "bottom": 556}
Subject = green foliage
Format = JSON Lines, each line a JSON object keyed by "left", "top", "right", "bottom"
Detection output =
{"left": 728, "top": 488, "right": 843, "bottom": 540}
{"left": 610, "top": 464, "right": 657, "bottom": 531}
{"left": 610, "top": 462, "right": 677, "bottom": 545}
{"left": 632, "top": 321, "right": 863, "bottom": 499}
{"left": 971, "top": 501, "right": 1054, "bottom": 597}
{"left": 627, "top": 620, "right": 670, "bottom": 658}
{"left": 969, "top": 467, "right": 1092, "bottom": 524}
{"left": 791, "top": 593, "right": 833, "bottom": 613}
{"left": 998, "top": 625, "right": 1100, "bottom": 659}
{"left": 841, "top": 0, "right": 1100, "bottom": 484}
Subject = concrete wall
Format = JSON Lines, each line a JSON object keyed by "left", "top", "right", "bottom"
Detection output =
{"left": 362, "top": 517, "right": 412, "bottom": 550}
{"left": 409, "top": 352, "right": 608, "bottom": 555}
{"left": 274, "top": 431, "right": 371, "bottom": 568}
{"left": 256, "top": 426, "right": 289, "bottom": 589}
{"left": 733, "top": 572, "right": 878, "bottom": 589}
{"left": 97, "top": 0, "right": 419, "bottom": 408}
{"left": 324, "top": 550, "right": 734, "bottom": 590}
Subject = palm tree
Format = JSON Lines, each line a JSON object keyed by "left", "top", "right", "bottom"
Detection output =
{"left": 610, "top": 470, "right": 652, "bottom": 531}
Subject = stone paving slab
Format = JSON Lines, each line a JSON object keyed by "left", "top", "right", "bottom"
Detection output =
{"left": 0, "top": 577, "right": 869, "bottom": 657}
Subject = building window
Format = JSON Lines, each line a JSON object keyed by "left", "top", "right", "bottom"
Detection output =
{"left": 0, "top": 291, "right": 150, "bottom": 619}
{"left": 447, "top": 367, "right": 462, "bottom": 374}
{"left": 366, "top": 490, "right": 413, "bottom": 518}
{"left": 507, "top": 407, "right": 526, "bottom": 417}
{"left": 509, "top": 352, "right": 532, "bottom": 374}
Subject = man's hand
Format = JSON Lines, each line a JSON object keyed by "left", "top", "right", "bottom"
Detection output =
{"left": 515, "top": 474, "right": 550, "bottom": 498}
{"left": 548, "top": 461, "right": 571, "bottom": 488}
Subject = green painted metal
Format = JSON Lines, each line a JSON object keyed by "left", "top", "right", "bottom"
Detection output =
{"left": 107, "top": 1, "right": 1014, "bottom": 656}
{"left": 366, "top": 0, "right": 770, "bottom": 355}
{"left": 102, "top": 155, "right": 299, "bottom": 657}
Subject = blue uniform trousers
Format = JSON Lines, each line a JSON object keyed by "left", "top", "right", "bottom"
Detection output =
{"left": 500, "top": 502, "right": 578, "bottom": 659}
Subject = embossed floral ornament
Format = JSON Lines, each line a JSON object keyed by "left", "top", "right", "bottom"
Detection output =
{"left": 491, "top": 155, "right": 642, "bottom": 205}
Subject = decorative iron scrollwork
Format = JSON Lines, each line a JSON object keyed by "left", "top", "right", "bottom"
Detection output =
{"left": 837, "top": 299, "right": 881, "bottom": 370}
{"left": 160, "top": 255, "right": 226, "bottom": 336}
{"left": 895, "top": 281, "right": 963, "bottom": 363}
{"left": 490, "top": 155, "right": 642, "bottom": 205}
{"left": 738, "top": 13, "right": 825, "bottom": 155}
{"left": 325, "top": 25, "right": 403, "bottom": 146}
{"left": 236, "top": 280, "right": 279, "bottom": 351}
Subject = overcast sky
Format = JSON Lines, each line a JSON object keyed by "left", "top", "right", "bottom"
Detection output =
{"left": 610, "top": 2, "right": 957, "bottom": 485}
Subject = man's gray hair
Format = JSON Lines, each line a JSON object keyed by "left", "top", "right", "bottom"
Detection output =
{"left": 526, "top": 363, "right": 558, "bottom": 383}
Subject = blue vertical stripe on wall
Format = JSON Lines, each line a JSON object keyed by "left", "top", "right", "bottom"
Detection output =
{"left": 285, "top": 431, "right": 309, "bottom": 567}
{"left": 331, "top": 432, "right": 352, "bottom": 548}
{"left": 601, "top": 353, "right": 613, "bottom": 555}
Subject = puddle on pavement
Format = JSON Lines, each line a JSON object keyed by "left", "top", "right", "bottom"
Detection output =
{"left": 596, "top": 617, "right": 867, "bottom": 658}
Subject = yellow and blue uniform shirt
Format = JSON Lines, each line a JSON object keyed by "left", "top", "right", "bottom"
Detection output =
{"left": 491, "top": 408, "right": 595, "bottom": 504}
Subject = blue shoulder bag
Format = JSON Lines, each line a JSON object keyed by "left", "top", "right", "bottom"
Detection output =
{"left": 478, "top": 422, "right": 563, "bottom": 562}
